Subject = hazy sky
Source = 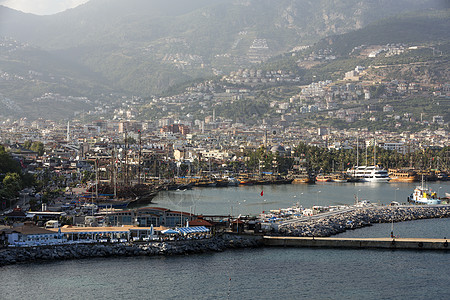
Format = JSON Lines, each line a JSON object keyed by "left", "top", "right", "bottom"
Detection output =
{"left": 0, "top": 0, "right": 89, "bottom": 15}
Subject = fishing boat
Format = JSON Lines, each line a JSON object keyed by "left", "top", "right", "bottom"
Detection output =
{"left": 407, "top": 185, "right": 441, "bottom": 205}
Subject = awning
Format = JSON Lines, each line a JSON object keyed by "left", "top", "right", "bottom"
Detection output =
{"left": 161, "top": 229, "right": 179, "bottom": 235}
{"left": 176, "top": 226, "right": 210, "bottom": 235}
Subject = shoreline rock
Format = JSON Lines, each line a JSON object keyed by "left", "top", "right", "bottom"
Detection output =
{"left": 278, "top": 206, "right": 450, "bottom": 237}
{"left": 0, "top": 235, "right": 262, "bottom": 267}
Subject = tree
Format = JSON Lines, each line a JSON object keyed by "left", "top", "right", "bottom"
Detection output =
{"left": 1, "top": 172, "right": 22, "bottom": 199}
{"left": 23, "top": 140, "right": 32, "bottom": 149}
{"left": 0, "top": 145, "right": 21, "bottom": 174}
{"left": 30, "top": 141, "right": 45, "bottom": 156}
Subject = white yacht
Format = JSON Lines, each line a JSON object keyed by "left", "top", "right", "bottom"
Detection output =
{"left": 346, "top": 165, "right": 390, "bottom": 182}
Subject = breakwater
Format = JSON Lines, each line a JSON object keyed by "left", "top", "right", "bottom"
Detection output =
{"left": 278, "top": 205, "right": 450, "bottom": 237}
{"left": 263, "top": 236, "right": 450, "bottom": 250}
{"left": 0, "top": 235, "right": 262, "bottom": 267}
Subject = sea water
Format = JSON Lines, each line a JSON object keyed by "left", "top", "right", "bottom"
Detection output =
{"left": 1, "top": 182, "right": 449, "bottom": 299}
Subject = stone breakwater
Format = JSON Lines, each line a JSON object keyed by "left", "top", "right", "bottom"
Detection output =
{"left": 278, "top": 205, "right": 450, "bottom": 237}
{"left": 0, "top": 235, "right": 262, "bottom": 267}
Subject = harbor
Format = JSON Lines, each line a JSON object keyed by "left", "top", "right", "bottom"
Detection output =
{"left": 2, "top": 201, "right": 450, "bottom": 266}
{"left": 1, "top": 182, "right": 450, "bottom": 299}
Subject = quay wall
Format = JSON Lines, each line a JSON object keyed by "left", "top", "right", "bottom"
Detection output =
{"left": 263, "top": 236, "right": 450, "bottom": 251}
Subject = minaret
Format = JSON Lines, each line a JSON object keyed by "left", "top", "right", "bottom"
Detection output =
{"left": 66, "top": 121, "right": 70, "bottom": 142}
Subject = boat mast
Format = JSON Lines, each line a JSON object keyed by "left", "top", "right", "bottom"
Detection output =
{"left": 365, "top": 141, "right": 368, "bottom": 166}
{"left": 373, "top": 138, "right": 377, "bottom": 166}
{"left": 356, "top": 136, "right": 359, "bottom": 167}
{"left": 138, "top": 130, "right": 142, "bottom": 185}
{"left": 95, "top": 157, "right": 98, "bottom": 216}
{"left": 124, "top": 129, "right": 128, "bottom": 186}
{"left": 112, "top": 143, "right": 117, "bottom": 198}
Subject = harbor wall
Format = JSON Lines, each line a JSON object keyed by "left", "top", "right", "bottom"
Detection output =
{"left": 263, "top": 236, "right": 450, "bottom": 250}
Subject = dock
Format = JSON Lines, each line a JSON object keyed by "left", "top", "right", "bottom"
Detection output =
{"left": 263, "top": 236, "right": 450, "bottom": 250}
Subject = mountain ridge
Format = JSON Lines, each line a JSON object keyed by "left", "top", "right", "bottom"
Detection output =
{"left": 0, "top": 0, "right": 448, "bottom": 120}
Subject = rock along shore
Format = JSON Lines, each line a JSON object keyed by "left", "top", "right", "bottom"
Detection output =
{"left": 0, "top": 235, "right": 262, "bottom": 267}
{"left": 278, "top": 205, "right": 450, "bottom": 237}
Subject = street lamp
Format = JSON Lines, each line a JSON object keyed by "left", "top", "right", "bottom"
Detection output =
{"left": 316, "top": 190, "right": 321, "bottom": 207}
{"left": 395, "top": 188, "right": 399, "bottom": 203}
{"left": 356, "top": 189, "right": 361, "bottom": 204}
{"left": 438, "top": 187, "right": 442, "bottom": 199}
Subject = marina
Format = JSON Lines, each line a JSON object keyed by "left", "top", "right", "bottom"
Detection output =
{"left": 145, "top": 180, "right": 449, "bottom": 216}
{"left": 1, "top": 181, "right": 450, "bottom": 299}
{"left": 1, "top": 218, "right": 450, "bottom": 300}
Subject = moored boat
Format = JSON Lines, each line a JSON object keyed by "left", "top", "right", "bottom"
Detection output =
{"left": 316, "top": 175, "right": 332, "bottom": 182}
{"left": 407, "top": 185, "right": 441, "bottom": 205}
{"left": 291, "top": 175, "right": 313, "bottom": 184}
{"left": 330, "top": 173, "right": 348, "bottom": 183}
{"left": 346, "top": 165, "right": 390, "bottom": 183}
{"left": 388, "top": 169, "right": 418, "bottom": 182}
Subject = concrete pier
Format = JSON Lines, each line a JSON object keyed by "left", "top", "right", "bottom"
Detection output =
{"left": 263, "top": 236, "right": 450, "bottom": 250}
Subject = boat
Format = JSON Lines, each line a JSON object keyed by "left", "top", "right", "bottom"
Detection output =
{"left": 346, "top": 165, "right": 390, "bottom": 182}
{"left": 215, "top": 178, "right": 229, "bottom": 187}
{"left": 415, "top": 170, "right": 438, "bottom": 181}
{"left": 291, "top": 174, "right": 313, "bottom": 184}
{"left": 407, "top": 185, "right": 441, "bottom": 205}
{"left": 388, "top": 169, "right": 418, "bottom": 182}
{"left": 95, "top": 195, "right": 134, "bottom": 209}
{"left": 437, "top": 171, "right": 448, "bottom": 181}
{"left": 225, "top": 176, "right": 239, "bottom": 186}
{"left": 238, "top": 174, "right": 255, "bottom": 185}
{"left": 269, "top": 176, "right": 293, "bottom": 185}
{"left": 289, "top": 167, "right": 314, "bottom": 184}
{"left": 192, "top": 177, "right": 217, "bottom": 187}
{"left": 91, "top": 183, "right": 157, "bottom": 205}
{"left": 329, "top": 173, "right": 348, "bottom": 183}
{"left": 316, "top": 175, "right": 332, "bottom": 182}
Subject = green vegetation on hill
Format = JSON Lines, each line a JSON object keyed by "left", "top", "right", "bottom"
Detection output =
{"left": 312, "top": 9, "right": 450, "bottom": 56}
{"left": 0, "top": 1, "right": 449, "bottom": 121}
{"left": 0, "top": 146, "right": 31, "bottom": 203}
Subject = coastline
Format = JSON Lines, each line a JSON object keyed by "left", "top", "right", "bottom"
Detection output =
{"left": 2, "top": 205, "right": 450, "bottom": 267}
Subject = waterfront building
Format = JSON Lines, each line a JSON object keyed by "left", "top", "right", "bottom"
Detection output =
{"left": 102, "top": 207, "right": 197, "bottom": 228}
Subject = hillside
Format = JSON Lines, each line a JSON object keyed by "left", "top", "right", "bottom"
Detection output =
{"left": 0, "top": 0, "right": 448, "bottom": 120}
{"left": 260, "top": 10, "right": 450, "bottom": 80}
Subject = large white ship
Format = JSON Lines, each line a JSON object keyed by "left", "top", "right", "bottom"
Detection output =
{"left": 346, "top": 165, "right": 391, "bottom": 182}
